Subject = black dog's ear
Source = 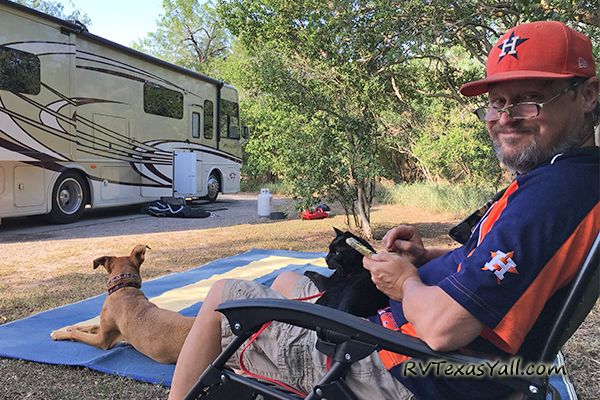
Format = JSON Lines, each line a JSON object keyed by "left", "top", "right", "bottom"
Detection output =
{"left": 93, "top": 256, "right": 115, "bottom": 273}
{"left": 333, "top": 227, "right": 343, "bottom": 235}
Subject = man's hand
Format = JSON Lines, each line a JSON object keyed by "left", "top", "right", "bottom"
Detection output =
{"left": 382, "top": 225, "right": 428, "bottom": 266}
{"left": 363, "top": 252, "right": 420, "bottom": 302}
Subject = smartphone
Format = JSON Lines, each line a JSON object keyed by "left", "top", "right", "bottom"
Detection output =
{"left": 345, "top": 237, "right": 375, "bottom": 256}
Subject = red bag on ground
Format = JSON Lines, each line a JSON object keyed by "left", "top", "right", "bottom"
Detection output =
{"left": 299, "top": 208, "right": 329, "bottom": 220}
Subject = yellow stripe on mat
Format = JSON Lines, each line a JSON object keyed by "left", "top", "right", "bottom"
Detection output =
{"left": 66, "top": 255, "right": 326, "bottom": 329}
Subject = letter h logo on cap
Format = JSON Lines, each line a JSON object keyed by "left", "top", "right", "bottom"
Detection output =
{"left": 497, "top": 31, "right": 529, "bottom": 62}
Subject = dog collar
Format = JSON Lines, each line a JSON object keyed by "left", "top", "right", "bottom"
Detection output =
{"left": 107, "top": 273, "right": 141, "bottom": 295}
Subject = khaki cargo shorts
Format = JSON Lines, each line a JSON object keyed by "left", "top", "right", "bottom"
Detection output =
{"left": 220, "top": 276, "right": 413, "bottom": 400}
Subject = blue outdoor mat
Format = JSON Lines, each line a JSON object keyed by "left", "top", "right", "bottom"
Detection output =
{"left": 0, "top": 249, "right": 329, "bottom": 387}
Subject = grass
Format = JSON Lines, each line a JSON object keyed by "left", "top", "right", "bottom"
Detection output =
{"left": 239, "top": 178, "right": 288, "bottom": 195}
{"left": 377, "top": 182, "right": 499, "bottom": 216}
{"left": 0, "top": 203, "right": 598, "bottom": 400}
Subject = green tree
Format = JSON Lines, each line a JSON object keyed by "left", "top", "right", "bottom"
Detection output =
{"left": 133, "top": 0, "right": 231, "bottom": 73}
{"left": 13, "top": 0, "right": 91, "bottom": 26}
{"left": 218, "top": 0, "right": 422, "bottom": 237}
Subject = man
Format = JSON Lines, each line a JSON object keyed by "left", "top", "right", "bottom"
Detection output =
{"left": 169, "top": 21, "right": 599, "bottom": 400}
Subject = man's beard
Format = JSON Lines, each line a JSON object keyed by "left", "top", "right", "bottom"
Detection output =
{"left": 493, "top": 128, "right": 592, "bottom": 173}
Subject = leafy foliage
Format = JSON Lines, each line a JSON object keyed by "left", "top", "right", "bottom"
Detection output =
{"left": 411, "top": 102, "right": 503, "bottom": 185}
{"left": 133, "top": 0, "right": 231, "bottom": 73}
{"left": 216, "top": 0, "right": 413, "bottom": 236}
{"left": 13, "top": 0, "right": 91, "bottom": 26}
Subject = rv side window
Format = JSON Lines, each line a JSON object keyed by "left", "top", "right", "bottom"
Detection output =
{"left": 0, "top": 47, "right": 41, "bottom": 95}
{"left": 220, "top": 99, "right": 240, "bottom": 139}
{"left": 204, "top": 100, "right": 213, "bottom": 139}
{"left": 143, "top": 82, "right": 183, "bottom": 119}
{"left": 192, "top": 112, "right": 200, "bottom": 138}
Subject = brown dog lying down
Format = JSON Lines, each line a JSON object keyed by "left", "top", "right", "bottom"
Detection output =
{"left": 51, "top": 245, "right": 194, "bottom": 364}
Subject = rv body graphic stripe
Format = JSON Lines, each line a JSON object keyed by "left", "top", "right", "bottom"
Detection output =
{"left": 76, "top": 51, "right": 216, "bottom": 101}
{"left": 130, "top": 163, "right": 171, "bottom": 186}
{"left": 76, "top": 56, "right": 162, "bottom": 84}
{"left": 75, "top": 115, "right": 171, "bottom": 157}
{"left": 75, "top": 65, "right": 146, "bottom": 83}
{"left": 2, "top": 99, "right": 166, "bottom": 164}
{"left": 4, "top": 96, "right": 198, "bottom": 166}
{"left": 36, "top": 93, "right": 171, "bottom": 160}
{"left": 1, "top": 101, "right": 76, "bottom": 152}
{"left": 76, "top": 55, "right": 181, "bottom": 91}
{"left": 0, "top": 98, "right": 71, "bottom": 161}
{"left": 1, "top": 41, "right": 75, "bottom": 56}
{"left": 2, "top": 40, "right": 75, "bottom": 46}
{"left": 24, "top": 160, "right": 65, "bottom": 172}
{"left": 149, "top": 140, "right": 242, "bottom": 164}
{"left": 201, "top": 148, "right": 242, "bottom": 164}
{"left": 0, "top": 107, "right": 171, "bottom": 165}
{"left": 33, "top": 52, "right": 75, "bottom": 56}
{"left": 74, "top": 125, "right": 172, "bottom": 161}
{"left": 76, "top": 50, "right": 182, "bottom": 90}
{"left": 0, "top": 136, "right": 67, "bottom": 172}
{"left": 73, "top": 144, "right": 171, "bottom": 165}
{"left": 0, "top": 136, "right": 61, "bottom": 163}
{"left": 77, "top": 49, "right": 163, "bottom": 77}
{"left": 2, "top": 97, "right": 184, "bottom": 167}
{"left": 12, "top": 91, "right": 76, "bottom": 127}
{"left": 2, "top": 104, "right": 160, "bottom": 164}
{"left": 41, "top": 83, "right": 77, "bottom": 105}
{"left": 141, "top": 161, "right": 172, "bottom": 184}
{"left": 86, "top": 174, "right": 168, "bottom": 188}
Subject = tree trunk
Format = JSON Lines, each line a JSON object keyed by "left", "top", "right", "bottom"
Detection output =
{"left": 356, "top": 181, "right": 373, "bottom": 239}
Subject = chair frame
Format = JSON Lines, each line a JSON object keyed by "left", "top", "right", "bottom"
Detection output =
{"left": 184, "top": 233, "right": 599, "bottom": 400}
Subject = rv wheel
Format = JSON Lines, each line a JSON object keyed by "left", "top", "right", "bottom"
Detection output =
{"left": 206, "top": 172, "right": 220, "bottom": 203}
{"left": 47, "top": 171, "right": 88, "bottom": 224}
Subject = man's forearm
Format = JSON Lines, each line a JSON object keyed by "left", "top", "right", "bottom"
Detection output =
{"left": 401, "top": 278, "right": 483, "bottom": 351}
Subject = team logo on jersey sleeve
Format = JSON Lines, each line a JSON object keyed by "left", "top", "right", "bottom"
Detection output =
{"left": 482, "top": 250, "right": 519, "bottom": 283}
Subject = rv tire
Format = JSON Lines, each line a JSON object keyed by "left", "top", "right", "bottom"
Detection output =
{"left": 47, "top": 171, "right": 88, "bottom": 224}
{"left": 206, "top": 172, "right": 220, "bottom": 203}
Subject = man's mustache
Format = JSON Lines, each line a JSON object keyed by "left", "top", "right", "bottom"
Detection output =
{"left": 491, "top": 125, "right": 535, "bottom": 136}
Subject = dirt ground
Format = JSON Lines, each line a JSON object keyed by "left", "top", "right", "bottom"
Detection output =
{"left": 0, "top": 196, "right": 597, "bottom": 399}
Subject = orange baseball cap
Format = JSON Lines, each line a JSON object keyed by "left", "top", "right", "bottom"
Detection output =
{"left": 460, "top": 21, "right": 596, "bottom": 97}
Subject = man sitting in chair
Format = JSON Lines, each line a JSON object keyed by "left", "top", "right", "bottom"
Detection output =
{"left": 169, "top": 21, "right": 599, "bottom": 400}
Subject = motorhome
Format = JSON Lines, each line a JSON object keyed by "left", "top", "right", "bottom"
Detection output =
{"left": 0, "top": 1, "right": 244, "bottom": 223}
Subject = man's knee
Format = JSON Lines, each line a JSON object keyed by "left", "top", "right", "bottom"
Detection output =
{"left": 271, "top": 271, "right": 303, "bottom": 297}
{"left": 206, "top": 279, "right": 236, "bottom": 305}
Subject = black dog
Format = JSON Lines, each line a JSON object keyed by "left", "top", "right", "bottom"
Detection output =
{"left": 304, "top": 228, "right": 389, "bottom": 317}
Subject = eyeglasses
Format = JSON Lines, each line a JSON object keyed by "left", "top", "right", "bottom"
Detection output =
{"left": 474, "top": 81, "right": 582, "bottom": 122}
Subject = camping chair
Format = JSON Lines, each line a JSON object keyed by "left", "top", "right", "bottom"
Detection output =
{"left": 183, "top": 232, "right": 599, "bottom": 400}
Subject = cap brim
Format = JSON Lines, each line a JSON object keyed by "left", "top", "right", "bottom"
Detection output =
{"left": 460, "top": 71, "right": 577, "bottom": 97}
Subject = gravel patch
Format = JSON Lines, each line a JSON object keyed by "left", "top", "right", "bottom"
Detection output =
{"left": 0, "top": 193, "right": 296, "bottom": 243}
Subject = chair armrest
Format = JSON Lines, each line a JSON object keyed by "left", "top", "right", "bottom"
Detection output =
{"left": 216, "top": 298, "right": 482, "bottom": 364}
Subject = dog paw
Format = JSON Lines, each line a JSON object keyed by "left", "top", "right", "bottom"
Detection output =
{"left": 50, "top": 329, "right": 68, "bottom": 340}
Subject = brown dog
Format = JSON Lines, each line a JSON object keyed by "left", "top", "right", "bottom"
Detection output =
{"left": 50, "top": 245, "right": 195, "bottom": 364}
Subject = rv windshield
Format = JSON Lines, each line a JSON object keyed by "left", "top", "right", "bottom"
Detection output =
{"left": 220, "top": 99, "right": 240, "bottom": 139}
